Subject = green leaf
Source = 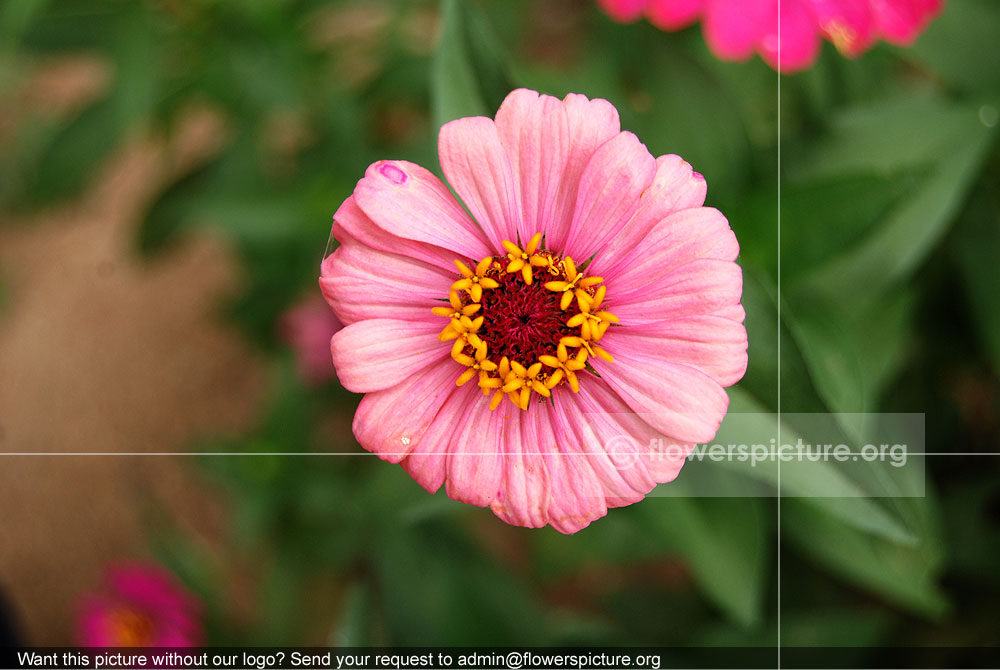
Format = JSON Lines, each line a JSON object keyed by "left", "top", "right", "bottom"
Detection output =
{"left": 841, "top": 290, "right": 917, "bottom": 404}
{"left": 738, "top": 270, "right": 828, "bottom": 414}
{"left": 138, "top": 163, "right": 208, "bottom": 254}
{"left": 790, "top": 99, "right": 983, "bottom": 178}
{"left": 0, "top": 0, "right": 49, "bottom": 51}
{"left": 17, "top": 0, "right": 119, "bottom": 52}
{"left": 531, "top": 507, "right": 673, "bottom": 578}
{"left": 12, "top": 3, "right": 162, "bottom": 209}
{"left": 330, "top": 582, "right": 379, "bottom": 646}
{"left": 695, "top": 608, "right": 891, "bottom": 649}
{"left": 724, "top": 271, "right": 922, "bottom": 548}
{"left": 779, "top": 296, "right": 867, "bottom": 414}
{"left": 903, "top": 0, "right": 1000, "bottom": 94}
{"left": 148, "top": 529, "right": 220, "bottom": 610}
{"left": 780, "top": 289, "right": 916, "bottom": 413}
{"left": 736, "top": 275, "right": 913, "bottom": 543}
{"left": 138, "top": 135, "right": 268, "bottom": 254}
{"left": 711, "top": 389, "right": 919, "bottom": 547}
{"left": 636, "top": 496, "right": 771, "bottom": 628}
{"left": 951, "top": 188, "right": 1000, "bottom": 376}
{"left": 430, "top": 0, "right": 491, "bottom": 129}
{"left": 734, "top": 174, "right": 914, "bottom": 284}
{"left": 634, "top": 40, "right": 750, "bottom": 205}
{"left": 258, "top": 550, "right": 309, "bottom": 644}
{"left": 109, "top": 1, "right": 161, "bottom": 125}
{"left": 462, "top": 1, "right": 516, "bottom": 114}
{"left": 780, "top": 609, "right": 891, "bottom": 647}
{"left": 16, "top": 94, "right": 122, "bottom": 207}
{"left": 790, "top": 100, "right": 997, "bottom": 304}
{"left": 775, "top": 103, "right": 993, "bottom": 418}
{"left": 782, "top": 498, "right": 948, "bottom": 618}
{"left": 373, "top": 522, "right": 548, "bottom": 645}
{"left": 941, "top": 473, "right": 1000, "bottom": 582}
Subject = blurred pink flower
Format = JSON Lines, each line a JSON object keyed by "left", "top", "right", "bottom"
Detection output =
{"left": 279, "top": 296, "right": 343, "bottom": 385}
{"left": 597, "top": 0, "right": 943, "bottom": 72}
{"left": 77, "top": 563, "right": 203, "bottom": 647}
{"left": 320, "top": 88, "right": 746, "bottom": 533}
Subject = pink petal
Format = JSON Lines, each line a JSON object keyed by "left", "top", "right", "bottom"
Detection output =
{"left": 561, "top": 131, "right": 657, "bottom": 261}
{"left": 445, "top": 392, "right": 504, "bottom": 507}
{"left": 597, "top": 0, "right": 648, "bottom": 22}
{"left": 569, "top": 375, "right": 692, "bottom": 485}
{"left": 642, "top": 154, "right": 709, "bottom": 216}
{"left": 604, "top": 315, "right": 748, "bottom": 387}
{"left": 590, "top": 350, "right": 731, "bottom": 444}
{"left": 640, "top": 441, "right": 695, "bottom": 485}
{"left": 108, "top": 564, "right": 200, "bottom": 614}
{"left": 646, "top": 0, "right": 704, "bottom": 29}
{"left": 760, "top": 0, "right": 822, "bottom": 72}
{"left": 489, "top": 411, "right": 551, "bottom": 529}
{"left": 545, "top": 93, "right": 622, "bottom": 253}
{"left": 78, "top": 565, "right": 204, "bottom": 647}
{"left": 401, "top": 383, "right": 481, "bottom": 494}
{"left": 331, "top": 196, "right": 458, "bottom": 271}
{"left": 439, "top": 116, "right": 522, "bottom": 250}
{"left": 78, "top": 601, "right": 117, "bottom": 646}
{"left": 807, "top": 0, "right": 874, "bottom": 57}
{"left": 611, "top": 259, "right": 744, "bottom": 325}
{"left": 494, "top": 89, "right": 571, "bottom": 245}
{"left": 353, "top": 361, "right": 462, "bottom": 464}
{"left": 279, "top": 297, "right": 342, "bottom": 385}
{"left": 330, "top": 318, "right": 447, "bottom": 393}
{"left": 872, "top": 0, "right": 941, "bottom": 44}
{"left": 354, "top": 160, "right": 493, "bottom": 262}
{"left": 533, "top": 405, "right": 608, "bottom": 534}
{"left": 715, "top": 302, "right": 746, "bottom": 322}
{"left": 320, "top": 242, "right": 453, "bottom": 326}
{"left": 602, "top": 207, "right": 740, "bottom": 302}
{"left": 702, "top": 0, "right": 771, "bottom": 61}
{"left": 552, "top": 380, "right": 658, "bottom": 504}
{"left": 588, "top": 155, "right": 709, "bottom": 276}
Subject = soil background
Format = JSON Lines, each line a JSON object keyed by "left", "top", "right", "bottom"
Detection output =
{"left": 0, "top": 62, "right": 266, "bottom": 643}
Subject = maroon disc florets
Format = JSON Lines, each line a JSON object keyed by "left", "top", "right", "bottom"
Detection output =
{"left": 477, "top": 260, "right": 579, "bottom": 363}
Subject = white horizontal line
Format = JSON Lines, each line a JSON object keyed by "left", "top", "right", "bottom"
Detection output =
{"left": 0, "top": 452, "right": 998, "bottom": 457}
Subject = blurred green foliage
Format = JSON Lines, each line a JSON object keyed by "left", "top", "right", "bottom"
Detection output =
{"left": 2, "top": 0, "right": 1000, "bottom": 659}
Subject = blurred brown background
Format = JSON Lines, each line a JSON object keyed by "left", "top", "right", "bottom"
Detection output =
{"left": 0, "top": 60, "right": 264, "bottom": 642}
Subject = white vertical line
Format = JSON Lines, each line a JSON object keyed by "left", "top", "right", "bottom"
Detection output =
{"left": 776, "top": 0, "right": 783, "bottom": 667}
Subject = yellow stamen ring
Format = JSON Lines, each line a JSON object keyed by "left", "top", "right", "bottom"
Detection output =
{"left": 431, "top": 233, "right": 619, "bottom": 411}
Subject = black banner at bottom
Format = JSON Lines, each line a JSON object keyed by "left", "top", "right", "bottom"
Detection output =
{"left": 4, "top": 646, "right": 1000, "bottom": 670}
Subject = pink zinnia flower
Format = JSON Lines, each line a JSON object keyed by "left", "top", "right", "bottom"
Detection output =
{"left": 279, "top": 295, "right": 343, "bottom": 385}
{"left": 320, "top": 89, "right": 747, "bottom": 533}
{"left": 77, "top": 563, "right": 204, "bottom": 647}
{"left": 597, "top": 0, "right": 943, "bottom": 72}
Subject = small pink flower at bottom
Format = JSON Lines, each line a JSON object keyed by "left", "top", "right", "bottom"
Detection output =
{"left": 279, "top": 296, "right": 343, "bottom": 385}
{"left": 77, "top": 563, "right": 203, "bottom": 647}
{"left": 320, "top": 88, "right": 747, "bottom": 533}
{"left": 597, "top": 0, "right": 943, "bottom": 72}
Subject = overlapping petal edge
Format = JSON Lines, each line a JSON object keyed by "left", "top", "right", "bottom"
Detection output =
{"left": 597, "top": 0, "right": 943, "bottom": 73}
{"left": 320, "top": 88, "right": 748, "bottom": 534}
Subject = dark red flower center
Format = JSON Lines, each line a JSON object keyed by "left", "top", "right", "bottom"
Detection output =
{"left": 432, "top": 234, "right": 617, "bottom": 411}
{"left": 477, "top": 261, "right": 580, "bottom": 364}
